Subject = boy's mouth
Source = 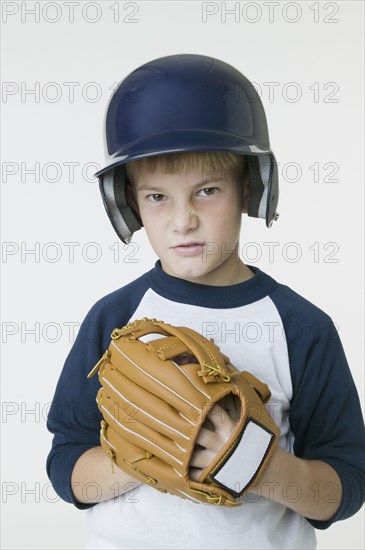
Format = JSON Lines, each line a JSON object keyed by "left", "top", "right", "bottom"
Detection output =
{"left": 172, "top": 242, "right": 205, "bottom": 255}
{"left": 173, "top": 242, "right": 204, "bottom": 248}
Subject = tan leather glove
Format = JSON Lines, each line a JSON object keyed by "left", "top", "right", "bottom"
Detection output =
{"left": 88, "top": 318, "right": 280, "bottom": 507}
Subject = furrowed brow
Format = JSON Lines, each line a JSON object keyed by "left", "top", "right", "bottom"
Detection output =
{"left": 137, "top": 185, "right": 165, "bottom": 192}
{"left": 137, "top": 176, "right": 223, "bottom": 192}
{"left": 194, "top": 176, "right": 223, "bottom": 186}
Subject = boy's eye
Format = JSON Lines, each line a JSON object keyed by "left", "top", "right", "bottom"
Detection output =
{"left": 198, "top": 187, "right": 218, "bottom": 196}
{"left": 147, "top": 194, "right": 165, "bottom": 202}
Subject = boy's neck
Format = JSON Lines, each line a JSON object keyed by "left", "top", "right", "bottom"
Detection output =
{"left": 218, "top": 260, "right": 255, "bottom": 286}
{"left": 160, "top": 258, "right": 255, "bottom": 287}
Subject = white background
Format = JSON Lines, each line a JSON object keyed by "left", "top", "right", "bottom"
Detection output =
{"left": 1, "top": 1, "right": 364, "bottom": 548}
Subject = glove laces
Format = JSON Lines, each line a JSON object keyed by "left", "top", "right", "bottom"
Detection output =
{"left": 197, "top": 361, "right": 231, "bottom": 383}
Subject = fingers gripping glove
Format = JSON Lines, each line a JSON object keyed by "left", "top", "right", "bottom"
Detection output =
{"left": 88, "top": 318, "right": 280, "bottom": 507}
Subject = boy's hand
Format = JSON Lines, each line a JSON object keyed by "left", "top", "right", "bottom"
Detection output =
{"left": 189, "top": 403, "right": 238, "bottom": 481}
{"left": 173, "top": 353, "right": 239, "bottom": 482}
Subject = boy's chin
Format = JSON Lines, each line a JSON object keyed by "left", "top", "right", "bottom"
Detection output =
{"left": 162, "top": 261, "right": 206, "bottom": 279}
{"left": 160, "top": 258, "right": 222, "bottom": 284}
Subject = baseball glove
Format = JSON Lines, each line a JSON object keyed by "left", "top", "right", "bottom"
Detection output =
{"left": 88, "top": 317, "right": 280, "bottom": 507}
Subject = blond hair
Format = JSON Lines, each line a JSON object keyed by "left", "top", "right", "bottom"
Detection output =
{"left": 125, "top": 151, "right": 247, "bottom": 202}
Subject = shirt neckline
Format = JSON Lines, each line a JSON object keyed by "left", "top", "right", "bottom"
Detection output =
{"left": 148, "top": 260, "right": 277, "bottom": 308}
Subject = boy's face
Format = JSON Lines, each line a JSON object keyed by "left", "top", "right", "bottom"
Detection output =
{"left": 129, "top": 165, "right": 249, "bottom": 286}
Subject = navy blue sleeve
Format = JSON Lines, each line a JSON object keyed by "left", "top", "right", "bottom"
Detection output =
{"left": 46, "top": 274, "right": 151, "bottom": 509}
{"left": 271, "top": 286, "right": 365, "bottom": 529}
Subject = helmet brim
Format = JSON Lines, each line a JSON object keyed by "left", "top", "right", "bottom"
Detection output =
{"left": 94, "top": 130, "right": 271, "bottom": 178}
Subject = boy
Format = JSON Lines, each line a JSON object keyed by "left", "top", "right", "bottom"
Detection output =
{"left": 46, "top": 54, "right": 364, "bottom": 549}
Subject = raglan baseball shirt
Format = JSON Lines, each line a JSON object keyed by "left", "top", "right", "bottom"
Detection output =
{"left": 46, "top": 261, "right": 365, "bottom": 549}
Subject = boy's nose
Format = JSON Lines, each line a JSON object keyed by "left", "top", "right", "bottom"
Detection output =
{"left": 171, "top": 203, "right": 198, "bottom": 233}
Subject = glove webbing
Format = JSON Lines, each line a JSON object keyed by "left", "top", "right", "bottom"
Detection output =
{"left": 111, "top": 318, "right": 231, "bottom": 383}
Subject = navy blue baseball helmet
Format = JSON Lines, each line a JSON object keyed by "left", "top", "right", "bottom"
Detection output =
{"left": 95, "top": 54, "right": 279, "bottom": 243}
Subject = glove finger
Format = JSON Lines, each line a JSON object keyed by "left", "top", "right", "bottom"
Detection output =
{"left": 100, "top": 363, "right": 192, "bottom": 443}
{"left": 122, "top": 450, "right": 210, "bottom": 505}
{"left": 102, "top": 425, "right": 201, "bottom": 502}
{"left": 99, "top": 391, "right": 188, "bottom": 469}
{"left": 101, "top": 425, "right": 181, "bottom": 494}
{"left": 110, "top": 339, "right": 212, "bottom": 420}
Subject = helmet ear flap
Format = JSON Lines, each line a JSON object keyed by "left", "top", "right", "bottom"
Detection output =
{"left": 246, "top": 157, "right": 265, "bottom": 219}
{"left": 266, "top": 155, "right": 279, "bottom": 227}
{"left": 246, "top": 155, "right": 279, "bottom": 228}
{"left": 98, "top": 165, "right": 142, "bottom": 244}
